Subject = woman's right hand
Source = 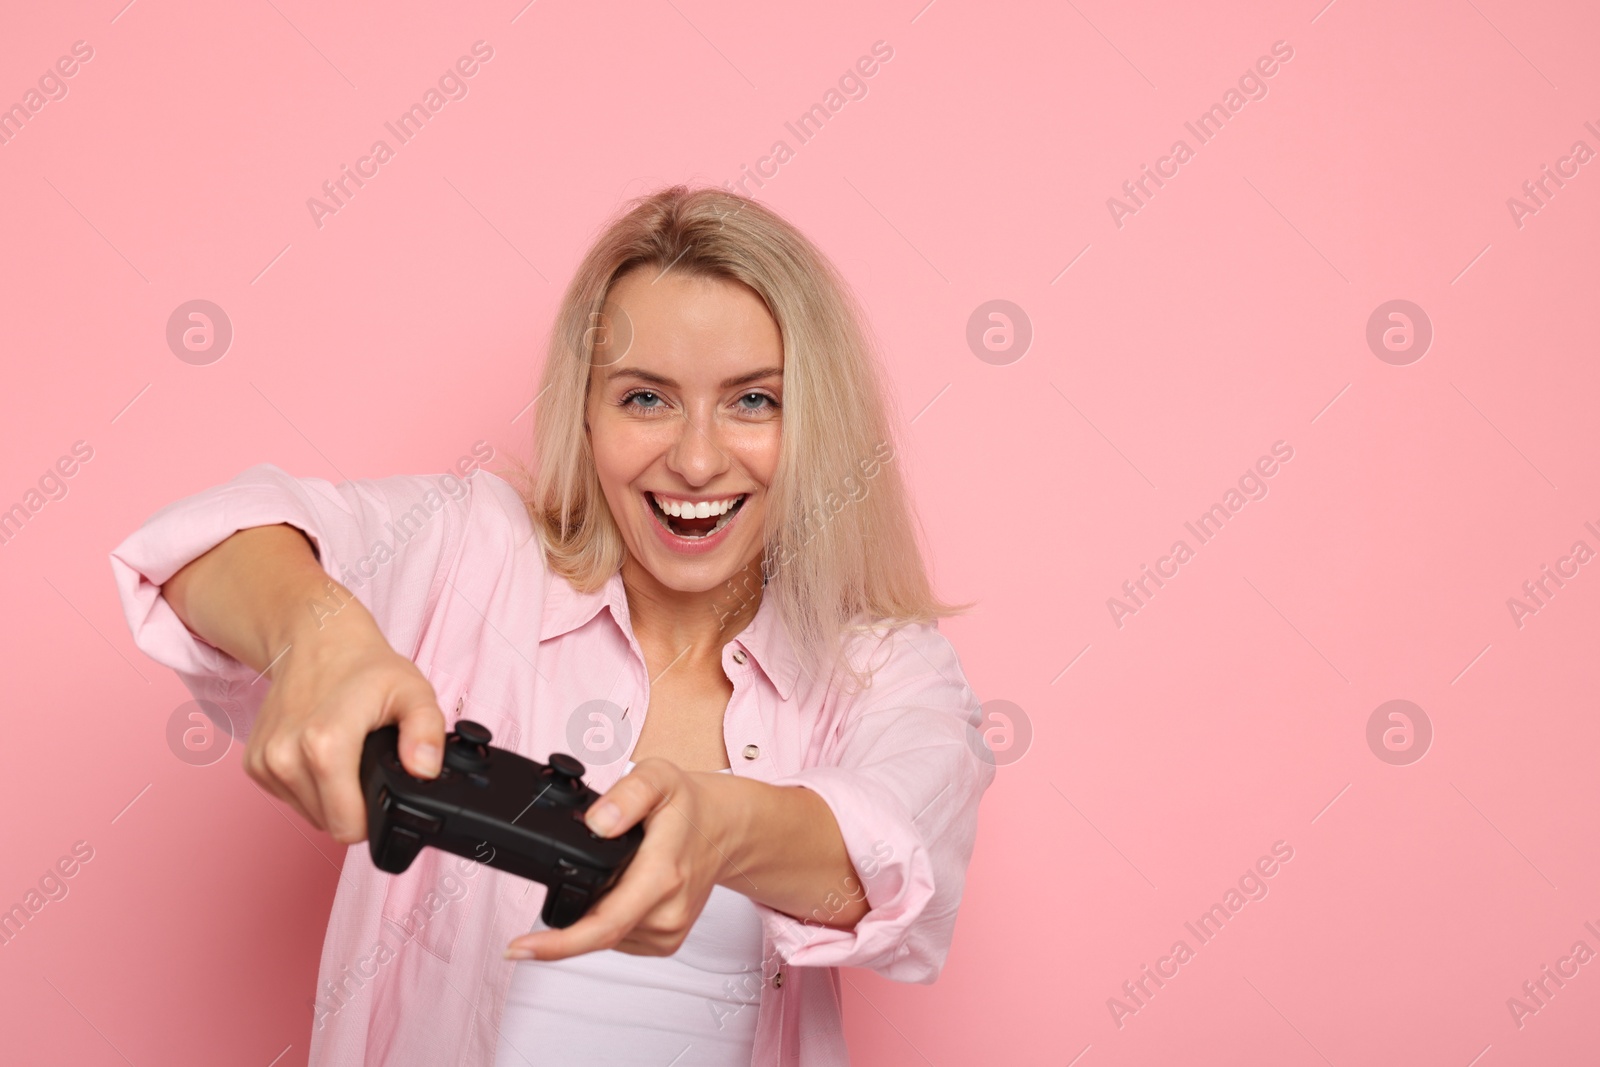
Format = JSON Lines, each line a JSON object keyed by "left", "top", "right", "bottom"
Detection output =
{"left": 244, "top": 607, "right": 447, "bottom": 846}
{"left": 159, "top": 522, "right": 447, "bottom": 846}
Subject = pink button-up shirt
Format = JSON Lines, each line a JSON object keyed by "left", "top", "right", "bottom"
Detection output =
{"left": 109, "top": 462, "right": 994, "bottom": 1066}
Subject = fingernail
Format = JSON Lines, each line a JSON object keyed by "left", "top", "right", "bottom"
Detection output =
{"left": 414, "top": 743, "right": 441, "bottom": 776}
{"left": 504, "top": 944, "right": 537, "bottom": 960}
{"left": 585, "top": 800, "right": 621, "bottom": 837}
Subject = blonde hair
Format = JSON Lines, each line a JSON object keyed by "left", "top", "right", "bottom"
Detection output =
{"left": 501, "top": 185, "right": 971, "bottom": 694}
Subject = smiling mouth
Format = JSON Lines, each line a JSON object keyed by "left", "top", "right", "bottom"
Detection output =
{"left": 646, "top": 492, "right": 748, "bottom": 539}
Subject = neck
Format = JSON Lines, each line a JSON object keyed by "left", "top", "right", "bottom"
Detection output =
{"left": 621, "top": 553, "right": 766, "bottom": 664}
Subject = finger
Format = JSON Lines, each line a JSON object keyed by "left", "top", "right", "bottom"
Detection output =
{"left": 301, "top": 720, "right": 369, "bottom": 844}
{"left": 609, "top": 889, "right": 710, "bottom": 956}
{"left": 610, "top": 930, "right": 676, "bottom": 956}
{"left": 506, "top": 816, "right": 692, "bottom": 961}
{"left": 390, "top": 678, "right": 446, "bottom": 779}
{"left": 608, "top": 918, "right": 690, "bottom": 957}
{"left": 258, "top": 733, "right": 332, "bottom": 833}
{"left": 584, "top": 759, "right": 674, "bottom": 838}
{"left": 312, "top": 674, "right": 442, "bottom": 841}
{"left": 246, "top": 750, "right": 320, "bottom": 830}
{"left": 506, "top": 859, "right": 669, "bottom": 961}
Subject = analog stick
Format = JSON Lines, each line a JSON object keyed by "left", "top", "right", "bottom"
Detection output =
{"left": 545, "top": 752, "right": 586, "bottom": 791}
{"left": 445, "top": 719, "right": 492, "bottom": 773}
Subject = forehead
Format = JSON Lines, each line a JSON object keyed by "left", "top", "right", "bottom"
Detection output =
{"left": 596, "top": 267, "right": 783, "bottom": 383}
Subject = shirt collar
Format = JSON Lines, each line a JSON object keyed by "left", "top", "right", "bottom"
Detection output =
{"left": 540, "top": 568, "right": 802, "bottom": 700}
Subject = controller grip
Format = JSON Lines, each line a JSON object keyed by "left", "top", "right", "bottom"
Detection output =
{"left": 541, "top": 881, "right": 598, "bottom": 928}
{"left": 372, "top": 826, "right": 427, "bottom": 874}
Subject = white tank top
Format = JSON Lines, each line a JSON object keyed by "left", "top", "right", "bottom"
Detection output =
{"left": 493, "top": 761, "right": 765, "bottom": 1066}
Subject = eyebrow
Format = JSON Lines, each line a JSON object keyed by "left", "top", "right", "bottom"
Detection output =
{"left": 606, "top": 367, "right": 783, "bottom": 389}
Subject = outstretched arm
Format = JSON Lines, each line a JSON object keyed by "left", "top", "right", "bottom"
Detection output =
{"left": 504, "top": 759, "right": 866, "bottom": 960}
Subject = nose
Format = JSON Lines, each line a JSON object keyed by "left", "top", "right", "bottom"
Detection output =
{"left": 665, "top": 404, "right": 731, "bottom": 486}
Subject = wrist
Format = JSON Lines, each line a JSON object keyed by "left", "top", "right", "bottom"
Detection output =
{"left": 265, "top": 577, "right": 385, "bottom": 681}
{"left": 703, "top": 771, "right": 759, "bottom": 890}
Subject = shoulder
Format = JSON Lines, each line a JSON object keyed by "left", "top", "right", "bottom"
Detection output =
{"left": 838, "top": 615, "right": 955, "bottom": 668}
{"left": 466, "top": 467, "right": 534, "bottom": 526}
{"left": 456, "top": 467, "right": 543, "bottom": 550}
{"left": 446, "top": 469, "right": 557, "bottom": 612}
{"left": 836, "top": 617, "right": 975, "bottom": 708}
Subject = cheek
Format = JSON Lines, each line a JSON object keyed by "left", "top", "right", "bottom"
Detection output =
{"left": 734, "top": 425, "right": 783, "bottom": 484}
{"left": 590, "top": 419, "right": 672, "bottom": 495}
{"left": 586, "top": 428, "right": 634, "bottom": 501}
{"left": 588, "top": 415, "right": 631, "bottom": 469}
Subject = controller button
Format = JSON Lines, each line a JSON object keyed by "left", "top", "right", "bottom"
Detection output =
{"left": 390, "top": 800, "right": 443, "bottom": 835}
{"left": 467, "top": 772, "right": 490, "bottom": 788}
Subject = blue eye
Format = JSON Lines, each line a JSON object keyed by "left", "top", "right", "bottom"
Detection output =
{"left": 620, "top": 389, "right": 665, "bottom": 412}
{"left": 738, "top": 392, "right": 779, "bottom": 412}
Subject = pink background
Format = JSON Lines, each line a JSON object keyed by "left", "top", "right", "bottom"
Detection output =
{"left": 3, "top": 0, "right": 1598, "bottom": 1063}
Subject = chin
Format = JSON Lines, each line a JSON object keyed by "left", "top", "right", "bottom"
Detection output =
{"left": 635, "top": 544, "right": 754, "bottom": 592}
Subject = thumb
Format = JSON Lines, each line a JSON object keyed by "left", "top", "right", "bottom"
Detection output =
{"left": 393, "top": 682, "right": 447, "bottom": 779}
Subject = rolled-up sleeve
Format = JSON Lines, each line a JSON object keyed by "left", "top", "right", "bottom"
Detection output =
{"left": 108, "top": 463, "right": 489, "bottom": 738}
{"left": 759, "top": 622, "right": 996, "bottom": 983}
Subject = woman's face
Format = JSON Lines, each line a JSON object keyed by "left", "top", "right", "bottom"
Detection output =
{"left": 585, "top": 267, "right": 783, "bottom": 596}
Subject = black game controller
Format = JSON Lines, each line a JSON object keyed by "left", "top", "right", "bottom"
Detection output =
{"left": 360, "top": 719, "right": 644, "bottom": 928}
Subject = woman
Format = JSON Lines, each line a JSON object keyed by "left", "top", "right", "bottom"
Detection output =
{"left": 110, "top": 186, "right": 994, "bottom": 1066}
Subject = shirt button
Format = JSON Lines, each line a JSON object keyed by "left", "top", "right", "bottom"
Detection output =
{"left": 773, "top": 970, "right": 783, "bottom": 988}
{"left": 731, "top": 649, "right": 748, "bottom": 665}
{"left": 742, "top": 744, "right": 760, "bottom": 761}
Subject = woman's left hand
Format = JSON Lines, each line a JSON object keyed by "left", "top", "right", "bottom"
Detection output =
{"left": 503, "top": 757, "right": 747, "bottom": 960}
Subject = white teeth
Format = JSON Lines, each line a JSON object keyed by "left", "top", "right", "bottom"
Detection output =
{"left": 651, "top": 494, "right": 741, "bottom": 518}
{"left": 648, "top": 493, "right": 746, "bottom": 539}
